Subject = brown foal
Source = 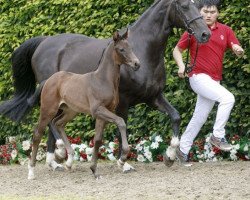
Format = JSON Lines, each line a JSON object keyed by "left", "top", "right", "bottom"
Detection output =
{"left": 28, "top": 30, "right": 140, "bottom": 179}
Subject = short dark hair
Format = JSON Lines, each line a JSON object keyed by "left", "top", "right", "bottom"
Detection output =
{"left": 195, "top": 0, "right": 221, "bottom": 10}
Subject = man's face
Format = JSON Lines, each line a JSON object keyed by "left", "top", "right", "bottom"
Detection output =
{"left": 200, "top": 6, "right": 219, "bottom": 27}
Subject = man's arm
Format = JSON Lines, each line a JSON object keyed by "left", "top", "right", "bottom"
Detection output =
{"left": 173, "top": 46, "right": 186, "bottom": 78}
{"left": 231, "top": 42, "right": 244, "bottom": 57}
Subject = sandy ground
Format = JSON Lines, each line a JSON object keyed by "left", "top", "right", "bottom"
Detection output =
{"left": 0, "top": 161, "right": 249, "bottom": 200}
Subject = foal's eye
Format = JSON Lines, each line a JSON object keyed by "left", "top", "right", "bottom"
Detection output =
{"left": 119, "top": 48, "right": 125, "bottom": 53}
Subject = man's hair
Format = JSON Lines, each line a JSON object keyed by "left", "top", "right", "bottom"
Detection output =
{"left": 195, "top": 0, "right": 221, "bottom": 10}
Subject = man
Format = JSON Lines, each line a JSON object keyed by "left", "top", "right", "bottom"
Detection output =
{"left": 173, "top": 0, "right": 244, "bottom": 165}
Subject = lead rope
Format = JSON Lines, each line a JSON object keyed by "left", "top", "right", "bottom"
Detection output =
{"left": 184, "top": 33, "right": 199, "bottom": 75}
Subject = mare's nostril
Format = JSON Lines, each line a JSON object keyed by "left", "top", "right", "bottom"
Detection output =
{"left": 201, "top": 31, "right": 211, "bottom": 42}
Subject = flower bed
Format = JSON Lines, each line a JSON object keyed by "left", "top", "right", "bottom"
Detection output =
{"left": 1, "top": 134, "right": 249, "bottom": 165}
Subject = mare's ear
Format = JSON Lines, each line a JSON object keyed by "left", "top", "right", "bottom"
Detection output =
{"left": 113, "top": 31, "right": 121, "bottom": 43}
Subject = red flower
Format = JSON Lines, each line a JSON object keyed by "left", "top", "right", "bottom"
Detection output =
{"left": 80, "top": 152, "right": 87, "bottom": 160}
{"left": 212, "top": 146, "right": 221, "bottom": 154}
{"left": 157, "top": 155, "right": 163, "bottom": 161}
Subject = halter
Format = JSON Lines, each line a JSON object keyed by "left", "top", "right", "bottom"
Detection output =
{"left": 173, "top": 0, "right": 203, "bottom": 35}
{"left": 172, "top": 0, "right": 201, "bottom": 74}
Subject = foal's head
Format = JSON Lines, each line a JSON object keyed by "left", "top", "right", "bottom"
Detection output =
{"left": 113, "top": 30, "right": 140, "bottom": 71}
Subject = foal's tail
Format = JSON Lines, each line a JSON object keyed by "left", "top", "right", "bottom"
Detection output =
{"left": 0, "top": 36, "right": 47, "bottom": 122}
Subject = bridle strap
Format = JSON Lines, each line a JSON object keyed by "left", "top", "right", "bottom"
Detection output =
{"left": 172, "top": 0, "right": 201, "bottom": 74}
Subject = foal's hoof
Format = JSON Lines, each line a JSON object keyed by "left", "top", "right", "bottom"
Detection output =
{"left": 95, "top": 175, "right": 103, "bottom": 180}
{"left": 163, "top": 154, "right": 175, "bottom": 167}
{"left": 122, "top": 162, "right": 135, "bottom": 173}
{"left": 28, "top": 174, "right": 35, "bottom": 180}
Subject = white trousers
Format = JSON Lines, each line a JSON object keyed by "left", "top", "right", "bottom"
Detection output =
{"left": 180, "top": 73, "right": 235, "bottom": 155}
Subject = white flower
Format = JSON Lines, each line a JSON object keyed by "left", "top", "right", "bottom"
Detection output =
{"left": 74, "top": 153, "right": 79, "bottom": 161}
{"left": 11, "top": 149, "right": 18, "bottom": 159}
{"left": 36, "top": 148, "right": 46, "bottom": 161}
{"left": 155, "top": 135, "right": 163, "bottom": 143}
{"left": 22, "top": 140, "right": 31, "bottom": 151}
{"left": 212, "top": 157, "right": 218, "bottom": 162}
{"left": 79, "top": 143, "right": 87, "bottom": 152}
{"left": 85, "top": 147, "right": 93, "bottom": 155}
{"left": 243, "top": 144, "right": 248, "bottom": 152}
{"left": 230, "top": 153, "right": 238, "bottom": 161}
{"left": 108, "top": 142, "right": 116, "bottom": 151}
{"left": 87, "top": 154, "right": 92, "bottom": 161}
{"left": 137, "top": 154, "right": 146, "bottom": 162}
{"left": 150, "top": 142, "right": 159, "bottom": 149}
{"left": 8, "top": 136, "right": 16, "bottom": 144}
{"left": 71, "top": 144, "right": 79, "bottom": 150}
{"left": 139, "top": 140, "right": 147, "bottom": 145}
{"left": 18, "top": 157, "right": 28, "bottom": 165}
{"left": 136, "top": 144, "right": 143, "bottom": 151}
{"left": 144, "top": 150, "right": 152, "bottom": 161}
{"left": 107, "top": 153, "right": 116, "bottom": 161}
{"left": 234, "top": 144, "right": 240, "bottom": 150}
{"left": 208, "top": 151, "right": 215, "bottom": 159}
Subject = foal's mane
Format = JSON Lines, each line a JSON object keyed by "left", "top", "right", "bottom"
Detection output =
{"left": 95, "top": 40, "right": 113, "bottom": 68}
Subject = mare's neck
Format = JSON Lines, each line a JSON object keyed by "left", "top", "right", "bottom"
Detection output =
{"left": 130, "top": 0, "right": 173, "bottom": 56}
{"left": 95, "top": 43, "right": 120, "bottom": 86}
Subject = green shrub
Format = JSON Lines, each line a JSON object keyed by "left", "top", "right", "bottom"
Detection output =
{"left": 0, "top": 0, "right": 249, "bottom": 144}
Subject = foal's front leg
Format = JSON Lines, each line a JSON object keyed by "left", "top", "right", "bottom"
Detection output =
{"left": 94, "top": 106, "right": 134, "bottom": 173}
{"left": 90, "top": 119, "right": 106, "bottom": 179}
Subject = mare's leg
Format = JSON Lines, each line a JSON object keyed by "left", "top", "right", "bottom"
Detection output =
{"left": 45, "top": 121, "right": 65, "bottom": 171}
{"left": 90, "top": 118, "right": 106, "bottom": 179}
{"left": 54, "top": 109, "right": 77, "bottom": 170}
{"left": 151, "top": 93, "right": 181, "bottom": 166}
{"left": 93, "top": 106, "right": 133, "bottom": 173}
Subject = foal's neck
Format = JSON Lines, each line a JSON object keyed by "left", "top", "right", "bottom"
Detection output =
{"left": 95, "top": 42, "right": 120, "bottom": 85}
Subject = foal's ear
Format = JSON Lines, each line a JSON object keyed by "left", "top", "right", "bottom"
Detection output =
{"left": 113, "top": 31, "right": 121, "bottom": 43}
{"left": 122, "top": 28, "right": 129, "bottom": 40}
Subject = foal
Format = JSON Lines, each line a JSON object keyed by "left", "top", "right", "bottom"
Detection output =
{"left": 28, "top": 30, "right": 140, "bottom": 180}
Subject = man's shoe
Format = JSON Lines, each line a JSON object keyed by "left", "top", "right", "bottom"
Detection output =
{"left": 209, "top": 135, "right": 232, "bottom": 152}
{"left": 176, "top": 148, "right": 192, "bottom": 167}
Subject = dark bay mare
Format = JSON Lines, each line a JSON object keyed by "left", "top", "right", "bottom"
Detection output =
{"left": 28, "top": 31, "right": 140, "bottom": 179}
{"left": 0, "top": 0, "right": 210, "bottom": 168}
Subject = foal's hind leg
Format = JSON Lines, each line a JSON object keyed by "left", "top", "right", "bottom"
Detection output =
{"left": 28, "top": 114, "right": 54, "bottom": 179}
{"left": 90, "top": 118, "right": 106, "bottom": 179}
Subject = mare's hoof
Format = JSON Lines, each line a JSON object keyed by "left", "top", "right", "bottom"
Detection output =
{"left": 54, "top": 165, "right": 64, "bottom": 171}
{"left": 65, "top": 165, "right": 72, "bottom": 171}
{"left": 163, "top": 154, "right": 175, "bottom": 167}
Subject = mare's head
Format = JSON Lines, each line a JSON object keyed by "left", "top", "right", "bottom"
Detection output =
{"left": 169, "top": 0, "right": 211, "bottom": 43}
{"left": 113, "top": 30, "right": 140, "bottom": 71}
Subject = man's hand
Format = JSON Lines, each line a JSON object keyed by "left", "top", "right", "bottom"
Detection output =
{"left": 231, "top": 42, "right": 244, "bottom": 57}
{"left": 178, "top": 67, "right": 185, "bottom": 78}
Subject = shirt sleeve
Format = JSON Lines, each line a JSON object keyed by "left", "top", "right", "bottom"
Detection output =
{"left": 177, "top": 31, "right": 189, "bottom": 50}
{"left": 226, "top": 26, "right": 240, "bottom": 49}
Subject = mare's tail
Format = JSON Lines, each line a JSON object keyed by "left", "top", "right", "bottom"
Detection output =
{"left": 0, "top": 36, "right": 47, "bottom": 122}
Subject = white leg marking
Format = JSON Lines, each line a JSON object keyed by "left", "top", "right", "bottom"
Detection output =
{"left": 65, "top": 153, "right": 73, "bottom": 169}
{"left": 56, "top": 139, "right": 64, "bottom": 148}
{"left": 166, "top": 137, "right": 180, "bottom": 160}
{"left": 28, "top": 163, "right": 35, "bottom": 180}
{"left": 46, "top": 152, "right": 64, "bottom": 171}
